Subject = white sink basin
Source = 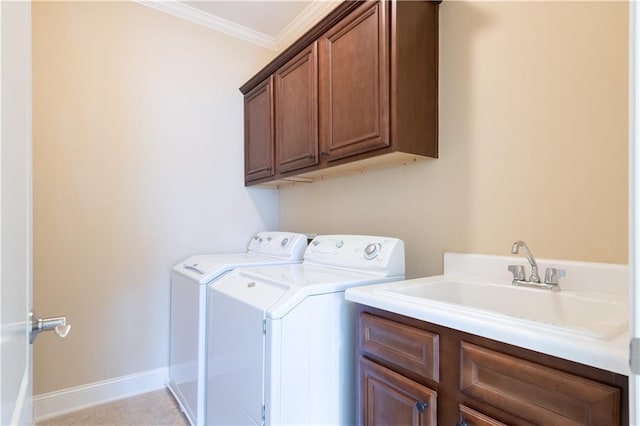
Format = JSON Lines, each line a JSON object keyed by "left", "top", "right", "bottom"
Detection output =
{"left": 377, "top": 280, "right": 628, "bottom": 340}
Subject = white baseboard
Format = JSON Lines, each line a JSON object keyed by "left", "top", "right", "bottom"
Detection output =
{"left": 33, "top": 367, "right": 168, "bottom": 421}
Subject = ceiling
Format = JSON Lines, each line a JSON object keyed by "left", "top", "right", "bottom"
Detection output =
{"left": 182, "top": 1, "right": 312, "bottom": 38}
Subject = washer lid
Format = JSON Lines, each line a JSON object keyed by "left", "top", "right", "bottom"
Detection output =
{"left": 174, "top": 253, "right": 299, "bottom": 284}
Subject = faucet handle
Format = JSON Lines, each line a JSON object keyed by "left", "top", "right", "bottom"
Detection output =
{"left": 544, "top": 267, "right": 566, "bottom": 285}
{"left": 508, "top": 264, "right": 526, "bottom": 281}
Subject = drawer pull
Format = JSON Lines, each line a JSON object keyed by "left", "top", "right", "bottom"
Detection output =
{"left": 415, "top": 400, "right": 428, "bottom": 413}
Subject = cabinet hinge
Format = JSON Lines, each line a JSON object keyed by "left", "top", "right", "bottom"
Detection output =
{"left": 631, "top": 338, "right": 640, "bottom": 375}
{"left": 262, "top": 405, "right": 266, "bottom": 421}
{"left": 263, "top": 319, "right": 267, "bottom": 335}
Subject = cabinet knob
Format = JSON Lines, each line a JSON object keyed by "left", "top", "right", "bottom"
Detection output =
{"left": 308, "top": 154, "right": 315, "bottom": 160}
{"left": 415, "top": 401, "right": 428, "bottom": 413}
{"left": 266, "top": 167, "right": 272, "bottom": 172}
{"left": 320, "top": 151, "right": 329, "bottom": 157}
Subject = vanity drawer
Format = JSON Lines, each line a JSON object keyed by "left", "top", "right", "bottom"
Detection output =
{"left": 460, "top": 341, "right": 620, "bottom": 425}
{"left": 360, "top": 313, "right": 439, "bottom": 383}
{"left": 459, "top": 404, "right": 508, "bottom": 426}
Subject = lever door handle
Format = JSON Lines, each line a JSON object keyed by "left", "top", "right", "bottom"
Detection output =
{"left": 30, "top": 310, "right": 71, "bottom": 343}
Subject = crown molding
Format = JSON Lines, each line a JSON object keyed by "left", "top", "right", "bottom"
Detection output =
{"left": 136, "top": 0, "right": 278, "bottom": 50}
{"left": 137, "top": 1, "right": 340, "bottom": 52}
{"left": 275, "top": 1, "right": 341, "bottom": 52}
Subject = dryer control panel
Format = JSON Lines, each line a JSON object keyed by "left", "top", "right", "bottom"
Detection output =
{"left": 304, "top": 235, "right": 405, "bottom": 277}
{"left": 247, "top": 231, "right": 308, "bottom": 260}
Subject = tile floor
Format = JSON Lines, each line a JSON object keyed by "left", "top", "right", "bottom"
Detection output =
{"left": 36, "top": 388, "right": 190, "bottom": 426}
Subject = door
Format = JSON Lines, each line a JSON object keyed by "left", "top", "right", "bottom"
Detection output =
{"left": 1, "top": 1, "right": 33, "bottom": 425}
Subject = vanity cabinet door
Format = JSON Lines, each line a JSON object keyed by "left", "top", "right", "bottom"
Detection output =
{"left": 275, "top": 42, "right": 319, "bottom": 174}
{"left": 460, "top": 342, "right": 621, "bottom": 425}
{"left": 244, "top": 77, "right": 275, "bottom": 183}
{"left": 360, "top": 356, "right": 437, "bottom": 426}
{"left": 318, "top": 0, "right": 390, "bottom": 162}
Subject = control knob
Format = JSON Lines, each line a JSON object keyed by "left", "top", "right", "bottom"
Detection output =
{"left": 364, "top": 243, "right": 381, "bottom": 260}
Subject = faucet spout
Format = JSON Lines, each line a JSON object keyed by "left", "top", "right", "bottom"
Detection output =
{"left": 511, "top": 240, "right": 540, "bottom": 283}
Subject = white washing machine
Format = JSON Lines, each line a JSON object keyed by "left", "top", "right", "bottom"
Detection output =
{"left": 168, "top": 231, "right": 309, "bottom": 426}
{"left": 206, "top": 235, "right": 405, "bottom": 426}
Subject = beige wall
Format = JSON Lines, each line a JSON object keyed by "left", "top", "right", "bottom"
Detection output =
{"left": 280, "top": 0, "right": 628, "bottom": 279}
{"left": 32, "top": 2, "right": 278, "bottom": 394}
{"left": 32, "top": 0, "right": 629, "bottom": 398}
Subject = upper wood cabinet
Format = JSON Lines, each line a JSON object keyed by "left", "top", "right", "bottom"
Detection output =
{"left": 240, "top": 0, "right": 440, "bottom": 187}
{"left": 244, "top": 77, "right": 275, "bottom": 184}
{"left": 275, "top": 42, "right": 319, "bottom": 174}
{"left": 319, "top": 0, "right": 389, "bottom": 162}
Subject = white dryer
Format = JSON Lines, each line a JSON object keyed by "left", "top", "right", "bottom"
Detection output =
{"left": 206, "top": 235, "right": 405, "bottom": 426}
{"left": 168, "top": 231, "right": 309, "bottom": 426}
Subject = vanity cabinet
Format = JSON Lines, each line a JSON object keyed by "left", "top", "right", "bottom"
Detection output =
{"left": 356, "top": 307, "right": 628, "bottom": 426}
{"left": 240, "top": 0, "right": 439, "bottom": 187}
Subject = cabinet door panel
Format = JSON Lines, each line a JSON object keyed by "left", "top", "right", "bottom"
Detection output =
{"left": 360, "top": 356, "right": 436, "bottom": 426}
{"left": 275, "top": 43, "right": 318, "bottom": 174}
{"left": 460, "top": 342, "right": 620, "bottom": 425}
{"left": 319, "top": 0, "right": 389, "bottom": 162}
{"left": 244, "top": 77, "right": 274, "bottom": 183}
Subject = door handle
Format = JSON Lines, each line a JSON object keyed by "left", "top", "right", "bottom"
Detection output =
{"left": 30, "top": 310, "right": 71, "bottom": 344}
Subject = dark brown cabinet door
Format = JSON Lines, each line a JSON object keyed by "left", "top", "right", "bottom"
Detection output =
{"left": 319, "top": 0, "right": 389, "bottom": 162}
{"left": 275, "top": 42, "right": 319, "bottom": 174}
{"left": 460, "top": 342, "right": 621, "bottom": 425}
{"left": 244, "top": 76, "right": 275, "bottom": 183}
{"left": 360, "top": 356, "right": 437, "bottom": 426}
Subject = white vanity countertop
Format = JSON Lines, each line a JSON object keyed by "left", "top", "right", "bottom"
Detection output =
{"left": 345, "top": 252, "right": 630, "bottom": 376}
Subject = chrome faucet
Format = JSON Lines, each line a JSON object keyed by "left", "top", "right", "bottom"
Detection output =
{"left": 511, "top": 240, "right": 540, "bottom": 283}
{"left": 508, "top": 240, "right": 564, "bottom": 291}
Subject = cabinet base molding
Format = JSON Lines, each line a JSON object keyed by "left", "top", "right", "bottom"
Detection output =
{"left": 256, "top": 152, "right": 431, "bottom": 188}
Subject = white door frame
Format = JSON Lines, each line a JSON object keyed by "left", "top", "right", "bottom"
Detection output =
{"left": 0, "top": 1, "right": 33, "bottom": 425}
